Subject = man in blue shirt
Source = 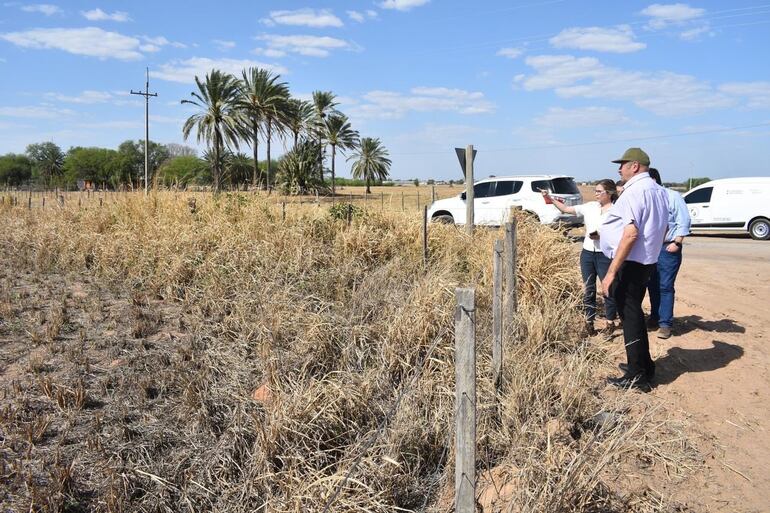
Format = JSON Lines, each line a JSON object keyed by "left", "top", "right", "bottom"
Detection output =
{"left": 646, "top": 168, "right": 692, "bottom": 339}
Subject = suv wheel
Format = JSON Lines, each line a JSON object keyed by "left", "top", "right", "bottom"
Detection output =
{"left": 433, "top": 214, "right": 454, "bottom": 224}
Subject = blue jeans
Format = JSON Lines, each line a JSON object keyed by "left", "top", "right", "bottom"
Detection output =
{"left": 647, "top": 244, "right": 683, "bottom": 328}
{"left": 580, "top": 249, "right": 617, "bottom": 322}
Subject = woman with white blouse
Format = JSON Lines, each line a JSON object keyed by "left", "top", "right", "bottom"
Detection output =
{"left": 542, "top": 179, "right": 619, "bottom": 337}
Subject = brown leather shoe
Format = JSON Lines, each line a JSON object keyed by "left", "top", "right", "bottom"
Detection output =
{"left": 657, "top": 326, "right": 672, "bottom": 339}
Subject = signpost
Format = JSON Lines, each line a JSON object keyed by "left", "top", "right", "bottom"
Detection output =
{"left": 455, "top": 146, "right": 476, "bottom": 235}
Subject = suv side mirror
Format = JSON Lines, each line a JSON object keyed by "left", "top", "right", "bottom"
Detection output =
{"left": 460, "top": 192, "right": 467, "bottom": 200}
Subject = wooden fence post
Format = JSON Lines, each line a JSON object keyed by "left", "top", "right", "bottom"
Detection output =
{"left": 492, "top": 240, "right": 504, "bottom": 393}
{"left": 504, "top": 220, "right": 518, "bottom": 334}
{"left": 282, "top": 201, "right": 286, "bottom": 221}
{"left": 431, "top": 185, "right": 436, "bottom": 203}
{"left": 455, "top": 287, "right": 476, "bottom": 513}
{"left": 57, "top": 195, "right": 64, "bottom": 208}
{"left": 42, "top": 197, "right": 46, "bottom": 208}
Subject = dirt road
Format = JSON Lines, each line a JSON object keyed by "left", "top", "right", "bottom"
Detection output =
{"left": 619, "top": 234, "right": 770, "bottom": 512}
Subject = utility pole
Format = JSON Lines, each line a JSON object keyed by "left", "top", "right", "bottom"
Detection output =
{"left": 131, "top": 68, "right": 158, "bottom": 196}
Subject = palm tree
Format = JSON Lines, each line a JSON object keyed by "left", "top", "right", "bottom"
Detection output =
{"left": 182, "top": 70, "right": 242, "bottom": 193}
{"left": 311, "top": 91, "right": 338, "bottom": 182}
{"left": 238, "top": 68, "right": 289, "bottom": 190}
{"left": 285, "top": 98, "right": 314, "bottom": 150}
{"left": 348, "top": 137, "right": 391, "bottom": 194}
{"left": 228, "top": 152, "right": 253, "bottom": 189}
{"left": 324, "top": 114, "right": 359, "bottom": 197}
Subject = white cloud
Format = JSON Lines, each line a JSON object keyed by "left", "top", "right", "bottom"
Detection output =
{"left": 519, "top": 54, "right": 734, "bottom": 116}
{"left": 149, "top": 115, "right": 185, "bottom": 124}
{"left": 81, "top": 8, "right": 131, "bottom": 22}
{"left": 347, "top": 10, "right": 365, "bottom": 22}
{"left": 719, "top": 82, "right": 770, "bottom": 109}
{"left": 0, "top": 27, "right": 143, "bottom": 60}
{"left": 138, "top": 35, "right": 186, "bottom": 49}
{"left": 0, "top": 105, "right": 74, "bottom": 118}
{"left": 679, "top": 23, "right": 713, "bottom": 41}
{"left": 260, "top": 8, "right": 343, "bottom": 28}
{"left": 350, "top": 87, "right": 494, "bottom": 119}
{"left": 20, "top": 4, "right": 61, "bottom": 15}
{"left": 44, "top": 90, "right": 113, "bottom": 104}
{"left": 347, "top": 10, "right": 378, "bottom": 22}
{"left": 641, "top": 3, "right": 705, "bottom": 30}
{"left": 379, "top": 0, "right": 430, "bottom": 11}
{"left": 213, "top": 39, "right": 236, "bottom": 51}
{"left": 151, "top": 57, "right": 288, "bottom": 84}
{"left": 255, "top": 34, "right": 354, "bottom": 58}
{"left": 75, "top": 120, "right": 141, "bottom": 129}
{"left": 496, "top": 47, "right": 524, "bottom": 59}
{"left": 533, "top": 106, "right": 629, "bottom": 127}
{"left": 550, "top": 25, "right": 646, "bottom": 53}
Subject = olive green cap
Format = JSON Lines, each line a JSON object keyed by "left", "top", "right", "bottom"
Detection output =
{"left": 611, "top": 147, "right": 650, "bottom": 166}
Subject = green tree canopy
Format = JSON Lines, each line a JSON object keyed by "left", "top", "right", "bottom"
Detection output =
{"left": 157, "top": 156, "right": 208, "bottom": 186}
{"left": 63, "top": 147, "right": 118, "bottom": 186}
{"left": 26, "top": 141, "right": 64, "bottom": 187}
{"left": 0, "top": 153, "right": 33, "bottom": 186}
{"left": 117, "top": 140, "right": 171, "bottom": 186}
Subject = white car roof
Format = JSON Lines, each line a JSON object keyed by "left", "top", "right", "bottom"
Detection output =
{"left": 477, "top": 174, "right": 574, "bottom": 182}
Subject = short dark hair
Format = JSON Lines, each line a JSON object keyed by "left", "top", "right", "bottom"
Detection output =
{"left": 648, "top": 167, "right": 662, "bottom": 185}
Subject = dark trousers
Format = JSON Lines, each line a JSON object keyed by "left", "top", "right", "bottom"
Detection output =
{"left": 579, "top": 249, "right": 618, "bottom": 322}
{"left": 612, "top": 261, "right": 656, "bottom": 378}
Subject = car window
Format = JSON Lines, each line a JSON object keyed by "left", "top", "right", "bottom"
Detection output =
{"left": 474, "top": 182, "right": 494, "bottom": 198}
{"left": 531, "top": 180, "right": 550, "bottom": 193}
{"left": 550, "top": 177, "right": 580, "bottom": 194}
{"left": 492, "top": 181, "right": 522, "bottom": 196}
{"left": 684, "top": 187, "right": 713, "bottom": 204}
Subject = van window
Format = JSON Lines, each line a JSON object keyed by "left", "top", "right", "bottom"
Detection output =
{"left": 530, "top": 178, "right": 579, "bottom": 194}
{"left": 684, "top": 187, "right": 713, "bottom": 204}
{"left": 473, "top": 182, "right": 494, "bottom": 198}
{"left": 492, "top": 180, "right": 522, "bottom": 196}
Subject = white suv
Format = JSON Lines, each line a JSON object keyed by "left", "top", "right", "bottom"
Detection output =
{"left": 427, "top": 175, "right": 583, "bottom": 226}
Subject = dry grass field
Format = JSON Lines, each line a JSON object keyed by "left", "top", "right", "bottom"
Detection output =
{"left": 0, "top": 192, "right": 698, "bottom": 512}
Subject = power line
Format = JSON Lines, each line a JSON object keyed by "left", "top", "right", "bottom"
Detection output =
{"left": 389, "top": 121, "right": 770, "bottom": 156}
{"left": 411, "top": 4, "right": 770, "bottom": 57}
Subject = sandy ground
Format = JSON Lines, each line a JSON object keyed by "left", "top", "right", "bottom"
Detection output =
{"left": 602, "top": 234, "right": 770, "bottom": 512}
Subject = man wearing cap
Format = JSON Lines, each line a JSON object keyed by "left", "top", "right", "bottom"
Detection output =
{"left": 599, "top": 148, "right": 669, "bottom": 391}
{"left": 646, "top": 168, "right": 691, "bottom": 340}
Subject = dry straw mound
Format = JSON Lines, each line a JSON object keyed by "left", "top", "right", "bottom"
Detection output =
{"left": 0, "top": 193, "right": 692, "bottom": 512}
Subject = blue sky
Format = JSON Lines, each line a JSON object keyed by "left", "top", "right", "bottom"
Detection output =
{"left": 1, "top": 1, "right": 769, "bottom": 182}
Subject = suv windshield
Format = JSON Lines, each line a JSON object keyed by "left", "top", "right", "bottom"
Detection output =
{"left": 531, "top": 177, "right": 579, "bottom": 194}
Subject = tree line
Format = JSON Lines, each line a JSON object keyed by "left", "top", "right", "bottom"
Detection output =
{"left": 1, "top": 67, "right": 392, "bottom": 194}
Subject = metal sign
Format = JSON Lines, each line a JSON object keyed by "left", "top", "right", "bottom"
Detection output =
{"left": 455, "top": 147, "right": 477, "bottom": 177}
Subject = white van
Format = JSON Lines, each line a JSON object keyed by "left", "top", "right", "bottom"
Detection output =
{"left": 683, "top": 177, "right": 770, "bottom": 240}
{"left": 427, "top": 174, "right": 583, "bottom": 226}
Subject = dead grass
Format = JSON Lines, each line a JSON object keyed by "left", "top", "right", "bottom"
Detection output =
{"left": 0, "top": 192, "right": 697, "bottom": 512}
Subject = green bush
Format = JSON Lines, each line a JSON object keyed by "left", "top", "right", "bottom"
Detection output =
{"left": 328, "top": 202, "right": 364, "bottom": 220}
